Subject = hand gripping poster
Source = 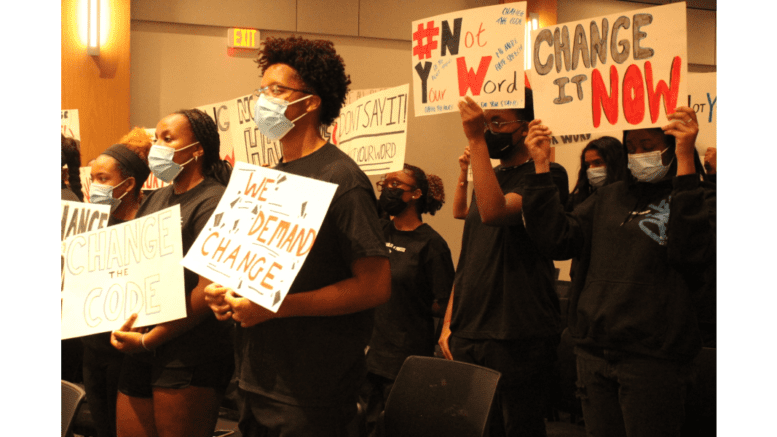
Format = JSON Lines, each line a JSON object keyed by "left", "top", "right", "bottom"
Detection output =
{"left": 181, "top": 162, "right": 338, "bottom": 312}
{"left": 62, "top": 205, "right": 187, "bottom": 339}
{"left": 412, "top": 2, "right": 527, "bottom": 117}
{"left": 529, "top": 2, "right": 688, "bottom": 135}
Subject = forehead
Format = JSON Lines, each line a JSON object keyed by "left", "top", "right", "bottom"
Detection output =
{"left": 584, "top": 149, "right": 603, "bottom": 162}
{"left": 625, "top": 129, "right": 665, "bottom": 146}
{"left": 91, "top": 154, "right": 120, "bottom": 175}
{"left": 385, "top": 170, "right": 415, "bottom": 184}
{"left": 483, "top": 109, "right": 519, "bottom": 122}
{"left": 260, "top": 63, "right": 305, "bottom": 88}
{"left": 155, "top": 113, "right": 191, "bottom": 136}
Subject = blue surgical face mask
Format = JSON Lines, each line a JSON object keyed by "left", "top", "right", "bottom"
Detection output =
{"left": 253, "top": 93, "right": 312, "bottom": 141}
{"left": 586, "top": 166, "right": 607, "bottom": 188}
{"left": 148, "top": 142, "right": 199, "bottom": 183}
{"left": 628, "top": 148, "right": 672, "bottom": 183}
{"left": 90, "top": 177, "right": 130, "bottom": 211}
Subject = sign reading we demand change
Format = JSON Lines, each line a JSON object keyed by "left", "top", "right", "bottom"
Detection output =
{"left": 181, "top": 162, "right": 337, "bottom": 312}
{"left": 62, "top": 206, "right": 187, "bottom": 340}
{"left": 529, "top": 2, "right": 687, "bottom": 135}
{"left": 412, "top": 2, "right": 527, "bottom": 116}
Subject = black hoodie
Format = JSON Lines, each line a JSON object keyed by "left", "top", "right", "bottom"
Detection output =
{"left": 521, "top": 166, "right": 715, "bottom": 361}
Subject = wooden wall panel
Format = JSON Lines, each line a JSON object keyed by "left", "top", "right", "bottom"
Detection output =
{"left": 62, "top": 0, "right": 131, "bottom": 165}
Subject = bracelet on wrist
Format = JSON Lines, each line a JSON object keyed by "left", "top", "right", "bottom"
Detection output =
{"left": 141, "top": 333, "right": 153, "bottom": 352}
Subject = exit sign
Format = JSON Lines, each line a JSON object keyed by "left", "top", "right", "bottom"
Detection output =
{"left": 228, "top": 28, "right": 260, "bottom": 49}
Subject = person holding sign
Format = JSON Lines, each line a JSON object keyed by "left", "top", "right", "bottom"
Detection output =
{"left": 520, "top": 107, "right": 715, "bottom": 437}
{"left": 439, "top": 89, "right": 569, "bottom": 437}
{"left": 81, "top": 128, "right": 152, "bottom": 437}
{"left": 204, "top": 36, "right": 390, "bottom": 436}
{"left": 111, "top": 109, "right": 234, "bottom": 437}
{"left": 566, "top": 136, "right": 628, "bottom": 212}
{"left": 362, "top": 164, "right": 454, "bottom": 435}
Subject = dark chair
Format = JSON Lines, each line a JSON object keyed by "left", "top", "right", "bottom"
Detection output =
{"left": 62, "top": 380, "right": 86, "bottom": 437}
{"left": 682, "top": 347, "right": 716, "bottom": 437}
{"left": 379, "top": 356, "right": 501, "bottom": 437}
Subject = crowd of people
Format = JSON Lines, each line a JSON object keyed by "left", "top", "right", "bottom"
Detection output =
{"left": 61, "top": 35, "right": 716, "bottom": 437}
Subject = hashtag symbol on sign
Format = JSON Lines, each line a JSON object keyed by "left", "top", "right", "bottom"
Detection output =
{"left": 413, "top": 21, "right": 440, "bottom": 60}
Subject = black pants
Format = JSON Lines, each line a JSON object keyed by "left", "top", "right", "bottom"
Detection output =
{"left": 82, "top": 346, "right": 124, "bottom": 437}
{"left": 449, "top": 335, "right": 558, "bottom": 437}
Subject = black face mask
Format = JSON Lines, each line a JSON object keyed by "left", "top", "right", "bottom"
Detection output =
{"left": 379, "top": 188, "right": 409, "bottom": 216}
{"left": 484, "top": 130, "right": 517, "bottom": 160}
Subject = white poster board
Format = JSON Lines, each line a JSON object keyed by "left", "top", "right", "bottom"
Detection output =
{"left": 687, "top": 72, "right": 716, "bottom": 154}
{"left": 334, "top": 84, "right": 409, "bottom": 175}
{"left": 61, "top": 200, "right": 111, "bottom": 292}
{"left": 62, "top": 109, "right": 81, "bottom": 140}
{"left": 181, "top": 162, "right": 338, "bottom": 312}
{"left": 530, "top": 2, "right": 687, "bottom": 135}
{"left": 330, "top": 87, "right": 387, "bottom": 145}
{"left": 61, "top": 205, "right": 187, "bottom": 339}
{"left": 412, "top": 2, "right": 527, "bottom": 117}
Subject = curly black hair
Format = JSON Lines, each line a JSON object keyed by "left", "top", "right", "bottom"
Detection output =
{"left": 256, "top": 36, "right": 351, "bottom": 126}
{"left": 175, "top": 108, "right": 232, "bottom": 186}
{"left": 403, "top": 163, "right": 445, "bottom": 216}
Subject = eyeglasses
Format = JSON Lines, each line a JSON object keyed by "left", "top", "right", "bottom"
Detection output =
{"left": 376, "top": 178, "right": 415, "bottom": 192}
{"left": 484, "top": 119, "right": 527, "bottom": 131}
{"left": 253, "top": 84, "right": 314, "bottom": 99}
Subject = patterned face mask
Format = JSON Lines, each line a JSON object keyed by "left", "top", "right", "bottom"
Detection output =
{"left": 628, "top": 148, "right": 672, "bottom": 183}
{"left": 253, "top": 93, "right": 311, "bottom": 141}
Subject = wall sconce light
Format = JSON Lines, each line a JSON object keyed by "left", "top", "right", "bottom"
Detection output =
{"left": 524, "top": 13, "right": 539, "bottom": 72}
{"left": 87, "top": 0, "right": 100, "bottom": 56}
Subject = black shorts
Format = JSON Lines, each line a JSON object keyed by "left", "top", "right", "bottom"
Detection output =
{"left": 118, "top": 354, "right": 234, "bottom": 399}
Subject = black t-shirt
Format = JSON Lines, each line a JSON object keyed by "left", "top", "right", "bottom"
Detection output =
{"left": 132, "top": 177, "right": 233, "bottom": 367}
{"left": 235, "top": 143, "right": 389, "bottom": 407}
{"left": 366, "top": 220, "right": 454, "bottom": 379}
{"left": 452, "top": 161, "right": 568, "bottom": 340}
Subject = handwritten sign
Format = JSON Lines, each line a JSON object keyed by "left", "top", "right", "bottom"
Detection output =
{"left": 530, "top": 2, "right": 687, "bottom": 134}
{"left": 687, "top": 72, "right": 716, "bottom": 154}
{"left": 61, "top": 205, "right": 187, "bottom": 339}
{"left": 62, "top": 109, "right": 81, "bottom": 140}
{"left": 61, "top": 200, "right": 111, "bottom": 292}
{"left": 412, "top": 2, "right": 527, "bottom": 117}
{"left": 334, "top": 84, "right": 408, "bottom": 175}
{"left": 330, "top": 87, "right": 387, "bottom": 145}
{"left": 181, "top": 162, "right": 337, "bottom": 312}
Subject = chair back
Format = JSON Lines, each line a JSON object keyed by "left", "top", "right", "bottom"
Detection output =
{"left": 62, "top": 380, "right": 86, "bottom": 437}
{"left": 383, "top": 356, "right": 501, "bottom": 437}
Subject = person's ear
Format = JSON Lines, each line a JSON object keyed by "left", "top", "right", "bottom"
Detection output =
{"left": 305, "top": 94, "right": 322, "bottom": 113}
{"left": 124, "top": 177, "right": 136, "bottom": 196}
{"left": 412, "top": 188, "right": 422, "bottom": 200}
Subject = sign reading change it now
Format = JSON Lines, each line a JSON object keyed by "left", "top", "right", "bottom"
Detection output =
{"left": 181, "top": 162, "right": 337, "bottom": 312}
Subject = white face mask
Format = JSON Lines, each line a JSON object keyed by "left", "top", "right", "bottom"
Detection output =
{"left": 90, "top": 178, "right": 130, "bottom": 211}
{"left": 148, "top": 142, "right": 199, "bottom": 183}
{"left": 253, "top": 93, "right": 312, "bottom": 141}
{"left": 628, "top": 148, "right": 672, "bottom": 183}
{"left": 586, "top": 167, "right": 607, "bottom": 188}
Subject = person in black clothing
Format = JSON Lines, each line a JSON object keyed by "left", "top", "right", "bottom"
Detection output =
{"left": 521, "top": 107, "right": 715, "bottom": 437}
{"left": 82, "top": 128, "right": 152, "bottom": 437}
{"left": 566, "top": 136, "right": 628, "bottom": 212}
{"left": 62, "top": 134, "right": 84, "bottom": 201}
{"left": 110, "top": 109, "right": 234, "bottom": 437}
{"left": 61, "top": 134, "right": 83, "bottom": 386}
{"left": 363, "top": 163, "right": 455, "bottom": 436}
{"left": 204, "top": 36, "right": 390, "bottom": 436}
{"left": 439, "top": 88, "right": 568, "bottom": 437}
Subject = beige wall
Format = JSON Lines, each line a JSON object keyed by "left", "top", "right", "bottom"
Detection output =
{"left": 129, "top": 0, "right": 716, "bottom": 271}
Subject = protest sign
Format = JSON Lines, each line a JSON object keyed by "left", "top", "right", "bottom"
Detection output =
{"left": 530, "top": 2, "right": 687, "bottom": 135}
{"left": 687, "top": 72, "right": 716, "bottom": 153}
{"left": 330, "top": 87, "right": 387, "bottom": 145}
{"left": 61, "top": 200, "right": 111, "bottom": 291}
{"left": 62, "top": 109, "right": 81, "bottom": 140}
{"left": 61, "top": 205, "right": 187, "bottom": 339}
{"left": 334, "top": 84, "right": 409, "bottom": 175}
{"left": 412, "top": 2, "right": 527, "bottom": 117}
{"left": 181, "top": 162, "right": 337, "bottom": 312}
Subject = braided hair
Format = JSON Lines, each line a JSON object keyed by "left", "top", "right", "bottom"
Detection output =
{"left": 403, "top": 163, "right": 445, "bottom": 216}
{"left": 175, "top": 108, "right": 232, "bottom": 185}
{"left": 61, "top": 134, "right": 84, "bottom": 201}
{"left": 256, "top": 36, "right": 351, "bottom": 126}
